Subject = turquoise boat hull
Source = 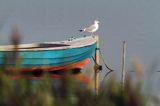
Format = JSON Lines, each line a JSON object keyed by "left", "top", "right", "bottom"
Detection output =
{"left": 0, "top": 44, "right": 96, "bottom": 67}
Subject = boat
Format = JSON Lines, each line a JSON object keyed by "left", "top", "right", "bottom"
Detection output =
{"left": 0, "top": 35, "right": 97, "bottom": 77}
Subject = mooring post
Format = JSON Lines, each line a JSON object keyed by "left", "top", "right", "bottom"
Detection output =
{"left": 94, "top": 36, "right": 100, "bottom": 95}
{"left": 121, "top": 41, "right": 126, "bottom": 89}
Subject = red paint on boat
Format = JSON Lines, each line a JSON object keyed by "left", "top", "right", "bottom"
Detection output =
{"left": 6, "top": 58, "right": 90, "bottom": 72}
{"left": 7, "top": 58, "right": 91, "bottom": 84}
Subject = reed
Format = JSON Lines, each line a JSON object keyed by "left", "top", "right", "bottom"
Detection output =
{"left": 0, "top": 30, "right": 158, "bottom": 106}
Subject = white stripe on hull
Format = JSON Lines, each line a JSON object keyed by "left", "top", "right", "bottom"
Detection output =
{"left": 0, "top": 36, "right": 97, "bottom": 51}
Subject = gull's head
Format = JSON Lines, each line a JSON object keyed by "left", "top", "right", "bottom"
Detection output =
{"left": 94, "top": 20, "right": 100, "bottom": 24}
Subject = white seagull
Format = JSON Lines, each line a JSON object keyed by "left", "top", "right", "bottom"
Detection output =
{"left": 79, "top": 20, "right": 100, "bottom": 36}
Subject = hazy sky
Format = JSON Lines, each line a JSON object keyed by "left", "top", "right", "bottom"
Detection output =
{"left": 0, "top": 0, "right": 160, "bottom": 94}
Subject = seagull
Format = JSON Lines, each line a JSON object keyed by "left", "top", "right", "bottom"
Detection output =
{"left": 79, "top": 20, "right": 100, "bottom": 36}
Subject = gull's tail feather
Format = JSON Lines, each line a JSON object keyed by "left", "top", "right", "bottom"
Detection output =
{"left": 79, "top": 29, "right": 84, "bottom": 32}
{"left": 79, "top": 28, "right": 86, "bottom": 32}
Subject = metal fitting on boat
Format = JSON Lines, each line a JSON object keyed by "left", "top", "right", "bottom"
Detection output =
{"left": 94, "top": 65, "right": 102, "bottom": 71}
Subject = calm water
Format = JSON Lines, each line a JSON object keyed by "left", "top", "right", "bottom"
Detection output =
{"left": 0, "top": 0, "right": 160, "bottom": 95}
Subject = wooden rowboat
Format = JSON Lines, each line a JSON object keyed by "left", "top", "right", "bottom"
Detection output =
{"left": 0, "top": 36, "right": 97, "bottom": 74}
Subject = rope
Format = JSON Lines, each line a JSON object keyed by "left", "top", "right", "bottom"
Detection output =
{"left": 91, "top": 48, "right": 115, "bottom": 78}
{"left": 98, "top": 49, "right": 115, "bottom": 88}
{"left": 91, "top": 48, "right": 115, "bottom": 87}
{"left": 99, "top": 49, "right": 114, "bottom": 72}
{"left": 91, "top": 56, "right": 101, "bottom": 73}
{"left": 91, "top": 56, "right": 97, "bottom": 65}
{"left": 101, "top": 69, "right": 113, "bottom": 83}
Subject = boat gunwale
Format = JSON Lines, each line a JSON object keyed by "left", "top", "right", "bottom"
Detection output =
{"left": 0, "top": 36, "right": 97, "bottom": 51}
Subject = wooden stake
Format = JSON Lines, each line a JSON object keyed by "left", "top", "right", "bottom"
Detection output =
{"left": 94, "top": 36, "right": 100, "bottom": 95}
{"left": 121, "top": 41, "right": 126, "bottom": 89}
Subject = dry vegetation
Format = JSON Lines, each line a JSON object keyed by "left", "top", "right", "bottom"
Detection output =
{"left": 0, "top": 29, "right": 159, "bottom": 106}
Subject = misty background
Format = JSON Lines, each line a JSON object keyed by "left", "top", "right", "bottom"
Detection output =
{"left": 0, "top": 0, "right": 160, "bottom": 95}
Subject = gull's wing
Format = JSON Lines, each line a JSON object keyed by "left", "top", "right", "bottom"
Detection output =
{"left": 85, "top": 24, "right": 96, "bottom": 32}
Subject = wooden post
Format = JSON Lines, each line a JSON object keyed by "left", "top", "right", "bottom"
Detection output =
{"left": 121, "top": 41, "right": 126, "bottom": 89}
{"left": 94, "top": 36, "right": 100, "bottom": 95}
